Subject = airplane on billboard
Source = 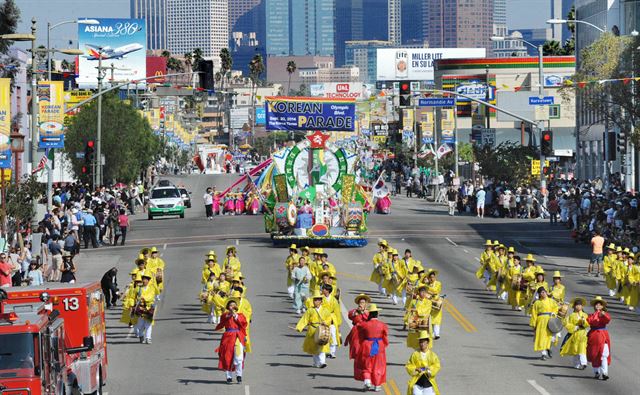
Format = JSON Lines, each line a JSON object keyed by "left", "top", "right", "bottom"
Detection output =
{"left": 84, "top": 43, "right": 143, "bottom": 60}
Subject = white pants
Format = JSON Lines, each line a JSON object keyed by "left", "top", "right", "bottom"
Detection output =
{"left": 225, "top": 343, "right": 244, "bottom": 378}
{"left": 313, "top": 352, "right": 326, "bottom": 367}
{"left": 134, "top": 318, "right": 153, "bottom": 340}
{"left": 413, "top": 384, "right": 436, "bottom": 395}
{"left": 329, "top": 325, "right": 338, "bottom": 355}
{"left": 573, "top": 354, "right": 587, "bottom": 368}
{"left": 593, "top": 344, "right": 609, "bottom": 376}
{"left": 448, "top": 201, "right": 456, "bottom": 215}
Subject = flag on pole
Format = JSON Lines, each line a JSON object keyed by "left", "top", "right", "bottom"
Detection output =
{"left": 436, "top": 143, "right": 453, "bottom": 159}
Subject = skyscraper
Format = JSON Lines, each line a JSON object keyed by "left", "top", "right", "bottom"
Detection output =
{"left": 265, "top": 0, "right": 334, "bottom": 57}
{"left": 428, "top": 0, "right": 493, "bottom": 53}
{"left": 130, "top": 0, "right": 167, "bottom": 50}
{"left": 167, "top": 0, "right": 229, "bottom": 65}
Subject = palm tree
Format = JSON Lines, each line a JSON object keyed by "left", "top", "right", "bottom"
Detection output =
{"left": 286, "top": 60, "right": 297, "bottom": 96}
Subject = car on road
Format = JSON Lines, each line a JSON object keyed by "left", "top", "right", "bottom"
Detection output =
{"left": 179, "top": 187, "right": 192, "bottom": 208}
{"left": 148, "top": 185, "right": 185, "bottom": 220}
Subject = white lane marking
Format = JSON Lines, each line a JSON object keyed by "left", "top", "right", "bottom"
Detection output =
{"left": 245, "top": 385, "right": 251, "bottom": 395}
{"left": 527, "top": 380, "right": 551, "bottom": 395}
{"left": 236, "top": 239, "right": 240, "bottom": 246}
{"left": 445, "top": 237, "right": 458, "bottom": 246}
{"left": 163, "top": 243, "right": 167, "bottom": 250}
{"left": 339, "top": 299, "right": 353, "bottom": 329}
{"left": 463, "top": 249, "right": 469, "bottom": 253}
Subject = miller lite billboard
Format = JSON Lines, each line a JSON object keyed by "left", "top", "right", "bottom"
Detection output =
{"left": 310, "top": 83, "right": 373, "bottom": 100}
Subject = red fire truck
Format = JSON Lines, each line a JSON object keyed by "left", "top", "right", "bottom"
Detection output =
{"left": 0, "top": 282, "right": 108, "bottom": 395}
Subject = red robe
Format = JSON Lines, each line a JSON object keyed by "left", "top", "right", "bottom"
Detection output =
{"left": 345, "top": 309, "right": 369, "bottom": 360}
{"left": 214, "top": 312, "right": 248, "bottom": 371}
{"left": 586, "top": 311, "right": 611, "bottom": 368}
{"left": 355, "top": 318, "right": 388, "bottom": 386}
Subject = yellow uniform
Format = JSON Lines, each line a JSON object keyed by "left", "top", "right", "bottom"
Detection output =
{"left": 529, "top": 298, "right": 558, "bottom": 352}
{"left": 559, "top": 311, "right": 589, "bottom": 357}
{"left": 405, "top": 350, "right": 441, "bottom": 395}
{"left": 295, "top": 306, "right": 333, "bottom": 355}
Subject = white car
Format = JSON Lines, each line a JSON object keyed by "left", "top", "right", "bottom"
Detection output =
{"left": 148, "top": 186, "right": 185, "bottom": 220}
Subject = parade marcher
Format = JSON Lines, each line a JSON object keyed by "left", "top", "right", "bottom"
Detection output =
{"left": 295, "top": 290, "right": 333, "bottom": 368}
{"left": 292, "top": 256, "right": 312, "bottom": 315}
{"left": 133, "top": 273, "right": 159, "bottom": 344}
{"left": 559, "top": 297, "right": 589, "bottom": 370}
{"left": 100, "top": 267, "right": 119, "bottom": 309}
{"left": 425, "top": 270, "right": 443, "bottom": 340}
{"left": 405, "top": 330, "right": 441, "bottom": 395}
{"left": 529, "top": 287, "right": 559, "bottom": 360}
{"left": 586, "top": 296, "right": 611, "bottom": 380}
{"left": 285, "top": 244, "right": 300, "bottom": 299}
{"left": 355, "top": 304, "right": 388, "bottom": 391}
{"left": 214, "top": 298, "right": 248, "bottom": 384}
{"left": 370, "top": 240, "right": 389, "bottom": 295}
{"left": 603, "top": 244, "right": 618, "bottom": 297}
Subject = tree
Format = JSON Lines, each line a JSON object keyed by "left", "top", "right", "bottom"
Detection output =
{"left": 286, "top": 60, "right": 297, "bottom": 95}
{"left": 64, "top": 92, "right": 161, "bottom": 183}
{"left": 219, "top": 48, "right": 233, "bottom": 91}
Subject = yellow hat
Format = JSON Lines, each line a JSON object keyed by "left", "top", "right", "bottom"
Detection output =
{"left": 354, "top": 293, "right": 371, "bottom": 304}
{"left": 311, "top": 290, "right": 323, "bottom": 299}
{"left": 571, "top": 297, "right": 586, "bottom": 307}
{"left": 368, "top": 303, "right": 381, "bottom": 313}
{"left": 552, "top": 270, "right": 562, "bottom": 278}
{"left": 507, "top": 247, "right": 515, "bottom": 253}
{"left": 493, "top": 240, "right": 500, "bottom": 246}
{"left": 525, "top": 254, "right": 536, "bottom": 262}
{"left": 417, "top": 330, "right": 431, "bottom": 341}
{"left": 290, "top": 244, "right": 297, "bottom": 250}
{"left": 590, "top": 296, "right": 608, "bottom": 307}
{"left": 607, "top": 243, "right": 616, "bottom": 250}
{"left": 484, "top": 240, "right": 493, "bottom": 246}
{"left": 150, "top": 246, "right": 158, "bottom": 253}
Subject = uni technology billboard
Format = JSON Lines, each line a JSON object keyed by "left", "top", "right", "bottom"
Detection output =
{"left": 77, "top": 18, "right": 146, "bottom": 88}
{"left": 376, "top": 48, "right": 486, "bottom": 82}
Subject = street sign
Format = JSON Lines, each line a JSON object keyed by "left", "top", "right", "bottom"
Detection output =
{"left": 529, "top": 96, "right": 555, "bottom": 105}
{"left": 418, "top": 98, "right": 455, "bottom": 107}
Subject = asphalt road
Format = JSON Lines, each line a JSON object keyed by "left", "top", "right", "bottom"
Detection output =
{"left": 76, "top": 174, "right": 640, "bottom": 395}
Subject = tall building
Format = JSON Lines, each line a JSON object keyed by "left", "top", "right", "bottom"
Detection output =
{"left": 428, "top": 0, "right": 493, "bottom": 54}
{"left": 166, "top": 0, "right": 229, "bottom": 66}
{"left": 265, "top": 0, "right": 334, "bottom": 57}
{"left": 388, "top": 0, "right": 401, "bottom": 45}
{"left": 130, "top": 0, "right": 168, "bottom": 50}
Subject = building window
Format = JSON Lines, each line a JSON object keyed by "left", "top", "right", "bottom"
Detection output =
{"left": 549, "top": 104, "right": 560, "bottom": 119}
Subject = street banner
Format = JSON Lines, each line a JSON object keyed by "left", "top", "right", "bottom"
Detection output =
{"left": 440, "top": 108, "right": 455, "bottom": 143}
{"left": 265, "top": 97, "right": 356, "bottom": 132}
{"left": 77, "top": 18, "right": 147, "bottom": 88}
{"left": 38, "top": 81, "right": 65, "bottom": 149}
{"left": 0, "top": 78, "right": 10, "bottom": 168}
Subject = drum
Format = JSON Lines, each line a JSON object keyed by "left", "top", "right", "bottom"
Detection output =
{"left": 274, "top": 203, "right": 291, "bottom": 229}
{"left": 346, "top": 203, "right": 364, "bottom": 231}
{"left": 432, "top": 298, "right": 444, "bottom": 311}
{"left": 511, "top": 275, "right": 522, "bottom": 291}
{"left": 547, "top": 317, "right": 563, "bottom": 334}
{"left": 557, "top": 303, "right": 570, "bottom": 318}
{"left": 314, "top": 323, "right": 331, "bottom": 345}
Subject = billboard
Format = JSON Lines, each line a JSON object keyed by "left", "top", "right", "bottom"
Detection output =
{"left": 376, "top": 48, "right": 486, "bottom": 82}
{"left": 265, "top": 97, "right": 356, "bottom": 132}
{"left": 77, "top": 18, "right": 146, "bottom": 88}
{"left": 310, "top": 83, "right": 373, "bottom": 100}
{"left": 0, "top": 79, "right": 10, "bottom": 168}
{"left": 146, "top": 56, "right": 167, "bottom": 83}
{"left": 38, "top": 81, "right": 66, "bottom": 149}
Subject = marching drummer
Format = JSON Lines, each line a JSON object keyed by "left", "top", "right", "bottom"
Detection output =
{"left": 559, "top": 297, "right": 589, "bottom": 370}
{"left": 425, "top": 270, "right": 443, "bottom": 340}
{"left": 405, "top": 330, "right": 441, "bottom": 395}
{"left": 285, "top": 244, "right": 300, "bottom": 299}
{"left": 370, "top": 240, "right": 389, "bottom": 296}
{"left": 529, "top": 287, "right": 559, "bottom": 360}
{"left": 134, "top": 273, "right": 160, "bottom": 344}
{"left": 295, "top": 290, "right": 333, "bottom": 368}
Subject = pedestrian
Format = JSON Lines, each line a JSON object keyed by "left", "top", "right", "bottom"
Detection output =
{"left": 101, "top": 267, "right": 119, "bottom": 308}
{"left": 82, "top": 209, "right": 99, "bottom": 249}
{"left": 116, "top": 209, "right": 129, "bottom": 246}
{"left": 292, "top": 256, "right": 312, "bottom": 315}
{"left": 586, "top": 296, "right": 611, "bottom": 380}
{"left": 589, "top": 230, "right": 605, "bottom": 276}
{"left": 446, "top": 186, "right": 457, "bottom": 216}
{"left": 214, "top": 297, "right": 248, "bottom": 384}
{"left": 355, "top": 304, "right": 388, "bottom": 391}
{"left": 60, "top": 252, "right": 76, "bottom": 283}
{"left": 26, "top": 260, "right": 44, "bottom": 286}
{"left": 405, "top": 331, "right": 441, "bottom": 395}
{"left": 204, "top": 187, "right": 214, "bottom": 220}
{"left": 475, "top": 186, "right": 486, "bottom": 218}
{"left": 295, "top": 290, "right": 332, "bottom": 368}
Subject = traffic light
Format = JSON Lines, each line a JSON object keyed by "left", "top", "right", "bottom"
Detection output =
{"left": 399, "top": 82, "right": 411, "bottom": 107}
{"left": 617, "top": 130, "right": 627, "bottom": 154}
{"left": 541, "top": 130, "right": 553, "bottom": 156}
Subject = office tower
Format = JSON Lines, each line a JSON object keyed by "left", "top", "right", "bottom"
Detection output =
{"left": 428, "top": 0, "right": 493, "bottom": 53}
{"left": 166, "top": 0, "right": 229, "bottom": 65}
{"left": 130, "top": 0, "right": 167, "bottom": 50}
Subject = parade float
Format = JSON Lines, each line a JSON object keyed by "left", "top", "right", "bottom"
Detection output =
{"left": 260, "top": 97, "right": 371, "bottom": 247}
